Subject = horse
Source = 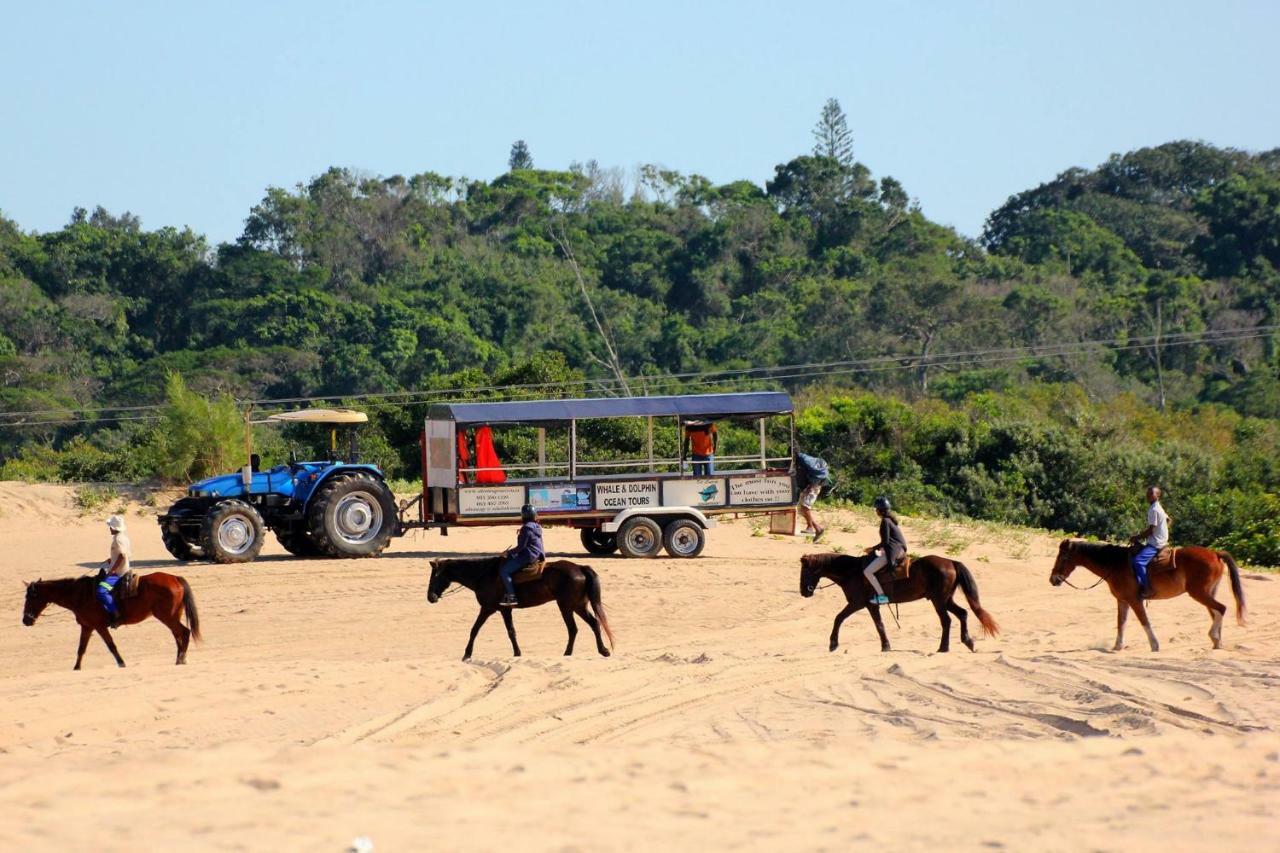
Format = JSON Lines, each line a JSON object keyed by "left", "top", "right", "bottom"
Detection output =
{"left": 426, "top": 556, "right": 614, "bottom": 660}
{"left": 22, "top": 572, "right": 202, "bottom": 670}
{"left": 1049, "top": 539, "right": 1246, "bottom": 651}
{"left": 799, "top": 553, "right": 999, "bottom": 653}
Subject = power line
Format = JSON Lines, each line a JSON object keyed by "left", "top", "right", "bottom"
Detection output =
{"left": 1, "top": 324, "right": 1271, "bottom": 428}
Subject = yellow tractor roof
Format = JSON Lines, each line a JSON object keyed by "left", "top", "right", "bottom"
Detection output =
{"left": 267, "top": 408, "right": 369, "bottom": 425}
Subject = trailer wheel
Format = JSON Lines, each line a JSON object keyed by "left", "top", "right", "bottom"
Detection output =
{"left": 201, "top": 500, "right": 266, "bottom": 564}
{"left": 662, "top": 518, "right": 706, "bottom": 558}
{"left": 580, "top": 529, "right": 619, "bottom": 556}
{"left": 617, "top": 516, "right": 663, "bottom": 558}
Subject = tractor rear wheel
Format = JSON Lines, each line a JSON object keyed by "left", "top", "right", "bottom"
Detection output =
{"left": 307, "top": 473, "right": 397, "bottom": 557}
{"left": 275, "top": 527, "right": 325, "bottom": 557}
{"left": 201, "top": 500, "right": 266, "bottom": 564}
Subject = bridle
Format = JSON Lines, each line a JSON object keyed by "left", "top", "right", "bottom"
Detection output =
{"left": 1051, "top": 549, "right": 1107, "bottom": 591}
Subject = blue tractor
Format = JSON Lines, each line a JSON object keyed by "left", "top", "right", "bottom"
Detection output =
{"left": 157, "top": 409, "right": 399, "bottom": 564}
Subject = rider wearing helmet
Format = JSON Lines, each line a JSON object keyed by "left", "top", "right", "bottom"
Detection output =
{"left": 98, "top": 515, "right": 132, "bottom": 628}
{"left": 863, "top": 496, "right": 907, "bottom": 606}
{"left": 498, "top": 504, "right": 544, "bottom": 607}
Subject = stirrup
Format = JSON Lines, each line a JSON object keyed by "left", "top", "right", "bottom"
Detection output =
{"left": 500, "top": 595, "right": 518, "bottom": 608}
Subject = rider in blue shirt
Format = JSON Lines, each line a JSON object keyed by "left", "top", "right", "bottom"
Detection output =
{"left": 499, "top": 505, "right": 544, "bottom": 607}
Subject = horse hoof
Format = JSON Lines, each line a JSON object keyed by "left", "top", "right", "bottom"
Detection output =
{"left": 600, "top": 649, "right": 611, "bottom": 657}
{"left": 829, "top": 644, "right": 838, "bottom": 653}
{"left": 963, "top": 640, "right": 976, "bottom": 652}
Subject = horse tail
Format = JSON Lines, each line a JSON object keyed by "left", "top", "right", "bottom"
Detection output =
{"left": 1217, "top": 551, "right": 1247, "bottom": 626}
{"left": 583, "top": 567, "right": 615, "bottom": 650}
{"left": 178, "top": 576, "right": 202, "bottom": 642}
{"left": 953, "top": 560, "right": 1000, "bottom": 637}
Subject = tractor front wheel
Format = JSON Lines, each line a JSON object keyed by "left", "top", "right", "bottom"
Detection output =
{"left": 201, "top": 500, "right": 266, "bottom": 564}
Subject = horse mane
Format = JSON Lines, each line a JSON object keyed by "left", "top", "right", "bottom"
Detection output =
{"left": 803, "top": 552, "right": 866, "bottom": 573}
{"left": 1064, "top": 539, "right": 1129, "bottom": 564}
{"left": 433, "top": 556, "right": 502, "bottom": 577}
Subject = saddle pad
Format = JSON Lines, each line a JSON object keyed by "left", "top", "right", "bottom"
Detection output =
{"left": 513, "top": 560, "right": 547, "bottom": 584}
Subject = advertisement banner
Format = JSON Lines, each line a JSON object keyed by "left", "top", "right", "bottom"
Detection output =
{"left": 729, "top": 475, "right": 794, "bottom": 506}
{"left": 663, "top": 478, "right": 726, "bottom": 508}
{"left": 595, "top": 480, "right": 659, "bottom": 511}
{"left": 528, "top": 483, "right": 593, "bottom": 513}
{"left": 458, "top": 485, "right": 525, "bottom": 516}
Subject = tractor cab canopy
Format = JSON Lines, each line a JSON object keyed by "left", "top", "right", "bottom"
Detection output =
{"left": 264, "top": 408, "right": 368, "bottom": 425}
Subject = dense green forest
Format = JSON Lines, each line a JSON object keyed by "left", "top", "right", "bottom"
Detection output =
{"left": 2, "top": 103, "right": 1278, "bottom": 559}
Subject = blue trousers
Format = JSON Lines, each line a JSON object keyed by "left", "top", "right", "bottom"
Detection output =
{"left": 97, "top": 574, "right": 120, "bottom": 616}
{"left": 499, "top": 556, "right": 526, "bottom": 597}
{"left": 692, "top": 455, "right": 713, "bottom": 476}
{"left": 1132, "top": 545, "right": 1158, "bottom": 591}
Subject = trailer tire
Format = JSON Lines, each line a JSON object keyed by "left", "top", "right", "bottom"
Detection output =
{"left": 617, "top": 516, "right": 663, "bottom": 558}
{"left": 662, "top": 518, "right": 706, "bottom": 558}
{"left": 580, "top": 529, "right": 619, "bottom": 556}
{"left": 201, "top": 500, "right": 266, "bottom": 564}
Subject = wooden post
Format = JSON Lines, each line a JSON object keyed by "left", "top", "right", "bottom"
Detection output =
{"left": 676, "top": 416, "right": 685, "bottom": 476}
{"left": 569, "top": 420, "right": 577, "bottom": 480}
{"left": 537, "top": 427, "right": 546, "bottom": 477}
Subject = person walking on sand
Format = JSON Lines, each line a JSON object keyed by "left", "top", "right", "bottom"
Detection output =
{"left": 862, "top": 496, "right": 907, "bottom": 606}
{"left": 1129, "top": 486, "right": 1169, "bottom": 599}
{"left": 97, "top": 515, "right": 132, "bottom": 628}
{"left": 795, "top": 451, "right": 830, "bottom": 543}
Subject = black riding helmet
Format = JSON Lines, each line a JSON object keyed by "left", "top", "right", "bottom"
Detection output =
{"left": 521, "top": 504, "right": 537, "bottom": 522}
{"left": 873, "top": 495, "right": 891, "bottom": 514}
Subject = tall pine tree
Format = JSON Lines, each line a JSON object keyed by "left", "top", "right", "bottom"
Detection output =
{"left": 812, "top": 98, "right": 854, "bottom": 166}
{"left": 508, "top": 140, "right": 534, "bottom": 170}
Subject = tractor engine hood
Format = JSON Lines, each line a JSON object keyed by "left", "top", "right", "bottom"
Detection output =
{"left": 187, "top": 472, "right": 248, "bottom": 499}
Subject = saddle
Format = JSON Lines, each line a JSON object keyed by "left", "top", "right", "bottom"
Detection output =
{"left": 97, "top": 570, "right": 140, "bottom": 602}
{"left": 872, "top": 555, "right": 912, "bottom": 580}
{"left": 1135, "top": 546, "right": 1179, "bottom": 574}
{"left": 512, "top": 559, "right": 547, "bottom": 584}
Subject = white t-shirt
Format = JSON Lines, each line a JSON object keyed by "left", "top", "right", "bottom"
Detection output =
{"left": 1146, "top": 502, "right": 1169, "bottom": 549}
{"left": 109, "top": 533, "right": 132, "bottom": 575}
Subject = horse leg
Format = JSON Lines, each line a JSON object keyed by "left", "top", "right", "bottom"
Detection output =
{"left": 1187, "top": 586, "right": 1227, "bottom": 650}
{"left": 1114, "top": 600, "right": 1129, "bottom": 651}
{"left": 1131, "top": 600, "right": 1159, "bottom": 652}
{"left": 947, "top": 601, "right": 974, "bottom": 651}
{"left": 74, "top": 624, "right": 92, "bottom": 670}
{"left": 932, "top": 597, "right": 952, "bottom": 653}
{"left": 163, "top": 613, "right": 191, "bottom": 665}
{"left": 574, "top": 603, "right": 609, "bottom": 657}
{"left": 463, "top": 607, "right": 495, "bottom": 660}
{"left": 558, "top": 600, "right": 578, "bottom": 656}
{"left": 95, "top": 626, "right": 126, "bottom": 667}
{"left": 829, "top": 603, "right": 857, "bottom": 652}
{"left": 500, "top": 607, "right": 521, "bottom": 657}
{"left": 867, "top": 605, "right": 891, "bottom": 652}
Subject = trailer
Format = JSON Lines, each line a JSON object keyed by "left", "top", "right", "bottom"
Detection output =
{"left": 406, "top": 392, "right": 799, "bottom": 557}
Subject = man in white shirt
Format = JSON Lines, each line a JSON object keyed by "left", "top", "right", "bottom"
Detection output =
{"left": 1129, "top": 486, "right": 1169, "bottom": 599}
{"left": 97, "top": 515, "right": 132, "bottom": 628}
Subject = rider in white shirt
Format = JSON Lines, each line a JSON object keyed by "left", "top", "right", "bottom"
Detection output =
{"left": 1129, "top": 486, "right": 1168, "bottom": 599}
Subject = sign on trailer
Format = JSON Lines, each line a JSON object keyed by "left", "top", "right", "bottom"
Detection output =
{"left": 663, "top": 478, "right": 726, "bottom": 508}
{"left": 529, "top": 484, "right": 592, "bottom": 512}
{"left": 729, "top": 476, "right": 793, "bottom": 505}
{"left": 595, "top": 480, "right": 659, "bottom": 510}
{"left": 458, "top": 485, "right": 525, "bottom": 515}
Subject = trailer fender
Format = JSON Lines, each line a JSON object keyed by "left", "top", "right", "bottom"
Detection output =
{"left": 601, "top": 506, "right": 717, "bottom": 533}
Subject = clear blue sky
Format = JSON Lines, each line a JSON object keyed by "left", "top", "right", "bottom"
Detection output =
{"left": 3, "top": 0, "right": 1278, "bottom": 245}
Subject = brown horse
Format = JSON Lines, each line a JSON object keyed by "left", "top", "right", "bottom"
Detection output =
{"left": 426, "top": 556, "right": 614, "bottom": 660}
{"left": 22, "top": 572, "right": 202, "bottom": 669}
{"left": 800, "top": 552, "right": 999, "bottom": 653}
{"left": 1049, "top": 539, "right": 1246, "bottom": 651}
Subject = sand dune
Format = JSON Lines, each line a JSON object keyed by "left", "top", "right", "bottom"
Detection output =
{"left": 1, "top": 484, "right": 1276, "bottom": 850}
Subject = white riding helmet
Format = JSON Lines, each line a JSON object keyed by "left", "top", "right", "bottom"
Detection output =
{"left": 106, "top": 515, "right": 126, "bottom": 533}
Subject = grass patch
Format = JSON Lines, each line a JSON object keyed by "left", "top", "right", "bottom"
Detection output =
{"left": 74, "top": 485, "right": 119, "bottom": 514}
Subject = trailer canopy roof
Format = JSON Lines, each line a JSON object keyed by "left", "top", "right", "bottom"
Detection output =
{"left": 429, "top": 392, "right": 793, "bottom": 426}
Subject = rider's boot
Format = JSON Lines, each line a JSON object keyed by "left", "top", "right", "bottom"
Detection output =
{"left": 500, "top": 593, "right": 518, "bottom": 608}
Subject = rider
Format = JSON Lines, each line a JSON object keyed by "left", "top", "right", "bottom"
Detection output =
{"left": 98, "top": 515, "right": 132, "bottom": 628}
{"left": 863, "top": 496, "right": 907, "bottom": 606}
{"left": 1129, "top": 486, "right": 1169, "bottom": 599}
{"left": 499, "top": 504, "right": 544, "bottom": 608}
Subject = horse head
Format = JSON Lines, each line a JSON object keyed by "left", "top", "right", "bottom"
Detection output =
{"left": 22, "top": 579, "right": 47, "bottom": 626}
{"left": 426, "top": 559, "right": 451, "bottom": 604}
{"left": 799, "top": 554, "right": 821, "bottom": 597}
{"left": 1050, "top": 540, "right": 1079, "bottom": 587}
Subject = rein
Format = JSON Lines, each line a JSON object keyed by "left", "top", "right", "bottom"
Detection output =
{"left": 1061, "top": 575, "right": 1106, "bottom": 591}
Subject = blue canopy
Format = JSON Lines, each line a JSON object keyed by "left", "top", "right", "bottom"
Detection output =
{"left": 429, "top": 392, "right": 793, "bottom": 426}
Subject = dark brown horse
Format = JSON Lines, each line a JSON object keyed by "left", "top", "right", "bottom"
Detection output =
{"left": 22, "top": 572, "right": 202, "bottom": 669}
{"left": 800, "top": 553, "right": 999, "bottom": 653}
{"left": 426, "top": 556, "right": 614, "bottom": 660}
{"left": 1049, "top": 539, "right": 1246, "bottom": 651}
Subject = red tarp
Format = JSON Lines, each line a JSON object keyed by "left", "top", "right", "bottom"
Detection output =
{"left": 473, "top": 426, "right": 506, "bottom": 483}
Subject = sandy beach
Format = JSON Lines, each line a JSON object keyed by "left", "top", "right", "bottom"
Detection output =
{"left": 1, "top": 482, "right": 1276, "bottom": 851}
